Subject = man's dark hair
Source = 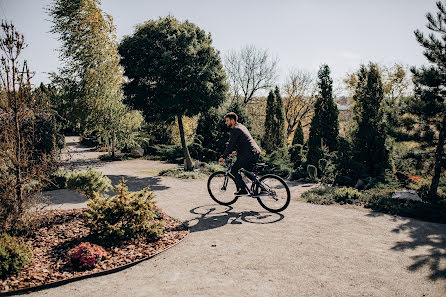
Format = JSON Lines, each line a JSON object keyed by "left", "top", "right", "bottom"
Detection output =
{"left": 225, "top": 112, "right": 238, "bottom": 122}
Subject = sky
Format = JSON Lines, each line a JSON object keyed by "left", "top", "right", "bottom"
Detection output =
{"left": 0, "top": 0, "right": 439, "bottom": 91}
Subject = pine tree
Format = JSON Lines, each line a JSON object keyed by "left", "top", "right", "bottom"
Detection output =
{"left": 409, "top": 0, "right": 446, "bottom": 199}
{"left": 351, "top": 63, "right": 390, "bottom": 178}
{"left": 292, "top": 120, "right": 304, "bottom": 145}
{"left": 307, "top": 65, "right": 339, "bottom": 167}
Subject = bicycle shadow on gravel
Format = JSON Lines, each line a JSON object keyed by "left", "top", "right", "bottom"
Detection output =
{"left": 185, "top": 204, "right": 284, "bottom": 233}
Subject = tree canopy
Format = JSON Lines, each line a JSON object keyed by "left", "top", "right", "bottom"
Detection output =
{"left": 118, "top": 16, "right": 228, "bottom": 169}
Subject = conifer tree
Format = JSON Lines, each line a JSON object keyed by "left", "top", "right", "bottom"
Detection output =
{"left": 273, "top": 86, "right": 286, "bottom": 149}
{"left": 351, "top": 63, "right": 390, "bottom": 178}
{"left": 409, "top": 0, "right": 446, "bottom": 199}
{"left": 263, "top": 90, "right": 276, "bottom": 153}
{"left": 263, "top": 87, "right": 286, "bottom": 153}
{"left": 292, "top": 120, "right": 304, "bottom": 145}
{"left": 307, "top": 65, "right": 339, "bottom": 167}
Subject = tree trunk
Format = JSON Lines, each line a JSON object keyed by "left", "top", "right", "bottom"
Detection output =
{"left": 177, "top": 114, "right": 194, "bottom": 171}
{"left": 428, "top": 115, "right": 446, "bottom": 200}
{"left": 111, "top": 130, "right": 116, "bottom": 159}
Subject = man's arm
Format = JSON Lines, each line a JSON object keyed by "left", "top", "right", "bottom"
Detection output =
{"left": 221, "top": 128, "right": 240, "bottom": 159}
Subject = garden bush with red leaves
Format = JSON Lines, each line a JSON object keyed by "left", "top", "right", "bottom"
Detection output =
{"left": 66, "top": 242, "right": 107, "bottom": 271}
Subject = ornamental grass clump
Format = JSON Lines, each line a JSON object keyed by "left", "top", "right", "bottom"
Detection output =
{"left": 66, "top": 242, "right": 107, "bottom": 271}
{"left": 0, "top": 233, "right": 32, "bottom": 279}
{"left": 83, "top": 179, "right": 164, "bottom": 243}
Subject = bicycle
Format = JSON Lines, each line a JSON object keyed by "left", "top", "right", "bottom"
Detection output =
{"left": 207, "top": 156, "right": 291, "bottom": 213}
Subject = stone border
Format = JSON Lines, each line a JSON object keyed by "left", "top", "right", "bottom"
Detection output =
{"left": 0, "top": 231, "right": 189, "bottom": 296}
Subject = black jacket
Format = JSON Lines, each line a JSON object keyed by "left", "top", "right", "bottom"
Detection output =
{"left": 222, "top": 123, "right": 261, "bottom": 159}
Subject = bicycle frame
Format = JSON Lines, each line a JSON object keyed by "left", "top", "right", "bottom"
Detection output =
{"left": 222, "top": 156, "right": 276, "bottom": 199}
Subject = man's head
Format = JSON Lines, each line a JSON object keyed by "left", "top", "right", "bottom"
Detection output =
{"left": 225, "top": 112, "right": 238, "bottom": 128}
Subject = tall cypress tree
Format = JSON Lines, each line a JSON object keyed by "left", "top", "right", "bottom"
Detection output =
{"left": 273, "top": 86, "right": 286, "bottom": 149}
{"left": 409, "top": 1, "right": 446, "bottom": 199}
{"left": 292, "top": 120, "right": 304, "bottom": 145}
{"left": 307, "top": 64, "right": 339, "bottom": 167}
{"left": 263, "top": 87, "right": 286, "bottom": 153}
{"left": 263, "top": 90, "right": 276, "bottom": 153}
{"left": 351, "top": 63, "right": 390, "bottom": 178}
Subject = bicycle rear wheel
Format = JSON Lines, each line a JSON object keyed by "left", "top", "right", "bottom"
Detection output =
{"left": 255, "top": 174, "right": 290, "bottom": 213}
{"left": 207, "top": 171, "right": 239, "bottom": 206}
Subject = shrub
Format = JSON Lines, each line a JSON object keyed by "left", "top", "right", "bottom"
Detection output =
{"left": 262, "top": 150, "right": 293, "bottom": 177}
{"left": 0, "top": 233, "right": 32, "bottom": 279}
{"left": 146, "top": 144, "right": 184, "bottom": 164}
{"left": 158, "top": 168, "right": 206, "bottom": 179}
{"left": 334, "top": 187, "right": 362, "bottom": 204}
{"left": 307, "top": 165, "right": 318, "bottom": 181}
{"left": 67, "top": 168, "right": 111, "bottom": 199}
{"left": 301, "top": 186, "right": 335, "bottom": 205}
{"left": 83, "top": 179, "right": 164, "bottom": 243}
{"left": 66, "top": 242, "right": 107, "bottom": 271}
{"left": 43, "top": 168, "right": 71, "bottom": 190}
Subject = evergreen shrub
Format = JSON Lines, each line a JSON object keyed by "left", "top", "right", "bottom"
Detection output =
{"left": 0, "top": 233, "right": 32, "bottom": 279}
{"left": 83, "top": 179, "right": 164, "bottom": 243}
{"left": 67, "top": 168, "right": 111, "bottom": 199}
{"left": 334, "top": 187, "right": 362, "bottom": 204}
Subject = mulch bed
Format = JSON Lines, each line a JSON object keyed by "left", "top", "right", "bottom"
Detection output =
{"left": 0, "top": 209, "right": 189, "bottom": 295}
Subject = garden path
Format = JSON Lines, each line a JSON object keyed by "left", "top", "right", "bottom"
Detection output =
{"left": 32, "top": 136, "right": 446, "bottom": 297}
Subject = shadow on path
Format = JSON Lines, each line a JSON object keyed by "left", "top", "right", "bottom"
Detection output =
{"left": 107, "top": 175, "right": 169, "bottom": 192}
{"left": 391, "top": 218, "right": 446, "bottom": 281}
{"left": 185, "top": 204, "right": 284, "bottom": 233}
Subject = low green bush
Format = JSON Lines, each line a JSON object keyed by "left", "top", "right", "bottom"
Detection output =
{"left": 43, "top": 168, "right": 71, "bottom": 190}
{"left": 262, "top": 150, "right": 293, "bottom": 177}
{"left": 0, "top": 233, "right": 32, "bottom": 279}
{"left": 146, "top": 144, "right": 184, "bottom": 164}
{"left": 158, "top": 168, "right": 206, "bottom": 179}
{"left": 334, "top": 187, "right": 362, "bottom": 204}
{"left": 301, "top": 186, "right": 335, "bottom": 205}
{"left": 67, "top": 168, "right": 111, "bottom": 199}
{"left": 83, "top": 179, "right": 164, "bottom": 243}
{"left": 363, "top": 188, "right": 446, "bottom": 223}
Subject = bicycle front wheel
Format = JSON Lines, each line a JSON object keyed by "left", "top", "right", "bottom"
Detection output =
{"left": 255, "top": 174, "right": 290, "bottom": 213}
{"left": 207, "top": 171, "right": 239, "bottom": 206}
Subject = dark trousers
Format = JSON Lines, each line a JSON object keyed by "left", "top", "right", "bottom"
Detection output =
{"left": 231, "top": 153, "right": 259, "bottom": 190}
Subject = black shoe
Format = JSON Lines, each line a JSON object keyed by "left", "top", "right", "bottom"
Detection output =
{"left": 234, "top": 189, "right": 249, "bottom": 196}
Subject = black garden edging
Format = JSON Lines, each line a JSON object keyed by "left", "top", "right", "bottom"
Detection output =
{"left": 0, "top": 231, "right": 189, "bottom": 296}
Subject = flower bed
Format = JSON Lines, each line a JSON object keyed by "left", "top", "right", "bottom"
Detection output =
{"left": 0, "top": 209, "right": 188, "bottom": 294}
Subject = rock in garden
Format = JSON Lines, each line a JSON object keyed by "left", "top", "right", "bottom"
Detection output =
{"left": 354, "top": 179, "right": 365, "bottom": 190}
{"left": 130, "top": 145, "right": 144, "bottom": 157}
{"left": 392, "top": 190, "right": 421, "bottom": 201}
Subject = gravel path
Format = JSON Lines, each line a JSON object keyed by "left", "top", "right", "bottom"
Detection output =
{"left": 31, "top": 137, "right": 446, "bottom": 296}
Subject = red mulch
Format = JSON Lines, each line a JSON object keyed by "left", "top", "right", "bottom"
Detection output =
{"left": 0, "top": 209, "right": 189, "bottom": 294}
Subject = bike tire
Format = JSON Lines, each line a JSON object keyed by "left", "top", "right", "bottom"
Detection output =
{"left": 207, "top": 171, "right": 239, "bottom": 206}
{"left": 255, "top": 174, "right": 291, "bottom": 213}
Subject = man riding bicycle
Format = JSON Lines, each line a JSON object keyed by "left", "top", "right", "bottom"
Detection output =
{"left": 219, "top": 112, "right": 261, "bottom": 196}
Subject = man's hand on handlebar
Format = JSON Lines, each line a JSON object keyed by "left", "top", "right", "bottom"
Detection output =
{"left": 219, "top": 151, "right": 236, "bottom": 164}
